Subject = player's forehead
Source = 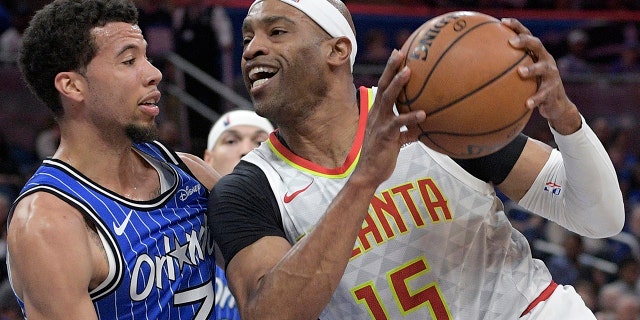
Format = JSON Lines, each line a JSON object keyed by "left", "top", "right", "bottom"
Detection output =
{"left": 243, "top": 0, "right": 309, "bottom": 31}
{"left": 221, "top": 125, "right": 269, "bottom": 138}
{"left": 91, "top": 22, "right": 145, "bottom": 53}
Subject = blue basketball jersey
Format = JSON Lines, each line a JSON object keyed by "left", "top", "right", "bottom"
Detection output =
{"left": 9, "top": 141, "right": 216, "bottom": 319}
{"left": 215, "top": 265, "right": 240, "bottom": 320}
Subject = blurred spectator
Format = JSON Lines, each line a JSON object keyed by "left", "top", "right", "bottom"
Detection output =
{"left": 34, "top": 118, "right": 60, "bottom": 161}
{"left": 356, "top": 29, "right": 392, "bottom": 87}
{"left": 173, "top": 0, "right": 234, "bottom": 153}
{"left": 360, "top": 29, "right": 391, "bottom": 65}
{"left": 0, "top": 4, "right": 32, "bottom": 65}
{"left": 0, "top": 132, "right": 23, "bottom": 201}
{"left": 393, "top": 28, "right": 413, "bottom": 50}
{"left": 591, "top": 117, "right": 614, "bottom": 149}
{"left": 610, "top": 145, "right": 633, "bottom": 201}
{"left": 604, "top": 124, "right": 638, "bottom": 204}
{"left": 609, "top": 44, "right": 640, "bottom": 74}
{"left": 557, "top": 29, "right": 595, "bottom": 76}
{"left": 136, "top": 0, "right": 174, "bottom": 72}
{"left": 158, "top": 120, "right": 186, "bottom": 152}
{"left": 629, "top": 204, "right": 640, "bottom": 240}
{"left": 596, "top": 284, "right": 625, "bottom": 319}
{"left": 600, "top": 257, "right": 640, "bottom": 297}
{"left": 614, "top": 293, "right": 640, "bottom": 320}
{"left": 575, "top": 278, "right": 599, "bottom": 312}
{"left": 547, "top": 233, "right": 591, "bottom": 286}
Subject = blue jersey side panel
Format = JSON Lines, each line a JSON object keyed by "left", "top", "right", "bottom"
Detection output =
{"left": 215, "top": 265, "right": 240, "bottom": 320}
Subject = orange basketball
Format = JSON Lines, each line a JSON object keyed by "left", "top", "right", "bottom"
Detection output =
{"left": 396, "top": 11, "right": 538, "bottom": 159}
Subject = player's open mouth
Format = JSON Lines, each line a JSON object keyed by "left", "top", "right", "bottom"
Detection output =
{"left": 140, "top": 100, "right": 156, "bottom": 106}
{"left": 138, "top": 91, "right": 161, "bottom": 116}
{"left": 248, "top": 66, "right": 277, "bottom": 88}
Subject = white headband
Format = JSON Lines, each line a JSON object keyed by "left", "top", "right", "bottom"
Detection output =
{"left": 250, "top": 0, "right": 357, "bottom": 71}
{"left": 207, "top": 110, "right": 274, "bottom": 150}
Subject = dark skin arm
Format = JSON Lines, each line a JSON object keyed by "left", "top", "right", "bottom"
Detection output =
{"left": 497, "top": 18, "right": 582, "bottom": 201}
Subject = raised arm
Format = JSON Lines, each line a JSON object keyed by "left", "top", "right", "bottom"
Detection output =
{"left": 497, "top": 18, "right": 624, "bottom": 238}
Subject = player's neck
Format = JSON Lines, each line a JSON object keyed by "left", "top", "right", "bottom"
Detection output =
{"left": 277, "top": 101, "right": 360, "bottom": 168}
{"left": 54, "top": 138, "right": 157, "bottom": 195}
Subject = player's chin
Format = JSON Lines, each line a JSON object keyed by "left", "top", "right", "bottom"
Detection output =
{"left": 126, "top": 123, "right": 159, "bottom": 143}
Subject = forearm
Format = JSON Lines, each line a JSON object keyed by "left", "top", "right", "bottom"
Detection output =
{"left": 518, "top": 115, "right": 625, "bottom": 237}
{"left": 244, "top": 175, "right": 378, "bottom": 319}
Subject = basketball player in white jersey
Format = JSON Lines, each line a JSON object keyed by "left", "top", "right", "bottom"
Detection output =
{"left": 209, "top": 0, "right": 625, "bottom": 319}
{"left": 6, "top": 0, "right": 220, "bottom": 319}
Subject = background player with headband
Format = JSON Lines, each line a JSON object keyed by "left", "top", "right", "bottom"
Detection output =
{"left": 6, "top": 0, "right": 220, "bottom": 318}
{"left": 210, "top": 0, "right": 625, "bottom": 319}
{"left": 204, "top": 109, "right": 274, "bottom": 177}
{"left": 204, "top": 109, "right": 274, "bottom": 320}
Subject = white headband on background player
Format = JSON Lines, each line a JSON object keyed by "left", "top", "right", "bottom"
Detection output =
{"left": 249, "top": 0, "right": 358, "bottom": 71}
{"left": 207, "top": 110, "right": 274, "bottom": 151}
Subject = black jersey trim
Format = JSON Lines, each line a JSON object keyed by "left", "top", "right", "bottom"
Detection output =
{"left": 150, "top": 140, "right": 193, "bottom": 175}
{"left": 42, "top": 156, "right": 179, "bottom": 209}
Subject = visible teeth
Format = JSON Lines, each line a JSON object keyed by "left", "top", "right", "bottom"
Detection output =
{"left": 248, "top": 66, "right": 277, "bottom": 81}
{"left": 252, "top": 78, "right": 269, "bottom": 87}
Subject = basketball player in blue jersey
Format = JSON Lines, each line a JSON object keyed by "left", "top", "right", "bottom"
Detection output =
{"left": 209, "top": 0, "right": 625, "bottom": 319}
{"left": 6, "top": 0, "right": 220, "bottom": 319}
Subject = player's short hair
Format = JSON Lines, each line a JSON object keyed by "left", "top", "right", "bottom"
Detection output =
{"left": 19, "top": 0, "right": 138, "bottom": 115}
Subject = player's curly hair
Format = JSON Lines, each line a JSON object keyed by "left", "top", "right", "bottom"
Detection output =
{"left": 18, "top": 0, "right": 138, "bottom": 115}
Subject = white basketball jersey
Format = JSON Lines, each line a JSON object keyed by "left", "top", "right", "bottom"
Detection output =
{"left": 242, "top": 87, "right": 552, "bottom": 319}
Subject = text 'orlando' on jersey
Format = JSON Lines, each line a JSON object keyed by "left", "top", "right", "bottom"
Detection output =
{"left": 8, "top": 141, "right": 216, "bottom": 320}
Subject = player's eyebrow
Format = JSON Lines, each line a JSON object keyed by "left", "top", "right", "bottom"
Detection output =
{"left": 115, "top": 43, "right": 139, "bottom": 57}
{"left": 242, "top": 15, "right": 296, "bottom": 33}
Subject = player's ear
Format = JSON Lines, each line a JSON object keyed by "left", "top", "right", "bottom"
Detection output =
{"left": 327, "top": 36, "right": 351, "bottom": 69}
{"left": 54, "top": 71, "right": 86, "bottom": 103}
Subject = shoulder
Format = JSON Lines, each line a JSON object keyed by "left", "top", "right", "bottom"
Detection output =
{"left": 9, "top": 192, "right": 87, "bottom": 239}
{"left": 209, "top": 161, "right": 284, "bottom": 266}
{"left": 210, "top": 161, "right": 275, "bottom": 212}
{"left": 210, "top": 161, "right": 279, "bottom": 220}
{"left": 212, "top": 160, "right": 271, "bottom": 197}
{"left": 214, "top": 161, "right": 268, "bottom": 190}
{"left": 7, "top": 191, "right": 102, "bottom": 313}
{"left": 8, "top": 192, "right": 93, "bottom": 277}
{"left": 178, "top": 152, "right": 221, "bottom": 191}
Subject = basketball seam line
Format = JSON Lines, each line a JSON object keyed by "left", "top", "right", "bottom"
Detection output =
{"left": 405, "top": 20, "right": 497, "bottom": 107}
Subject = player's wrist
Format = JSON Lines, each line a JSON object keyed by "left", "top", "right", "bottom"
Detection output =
{"left": 547, "top": 103, "right": 581, "bottom": 135}
{"left": 347, "top": 169, "right": 384, "bottom": 193}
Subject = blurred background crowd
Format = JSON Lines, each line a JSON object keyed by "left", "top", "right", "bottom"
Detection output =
{"left": 2, "top": 0, "right": 640, "bottom": 319}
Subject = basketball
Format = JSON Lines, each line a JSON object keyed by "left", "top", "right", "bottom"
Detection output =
{"left": 396, "top": 11, "right": 538, "bottom": 159}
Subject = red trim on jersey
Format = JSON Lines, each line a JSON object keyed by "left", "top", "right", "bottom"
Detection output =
{"left": 520, "top": 281, "right": 559, "bottom": 317}
{"left": 266, "top": 89, "right": 369, "bottom": 176}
